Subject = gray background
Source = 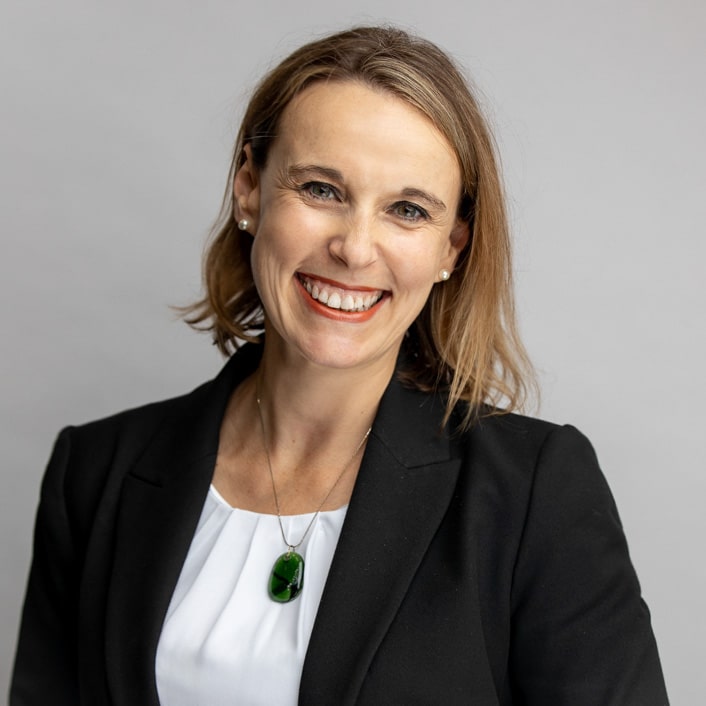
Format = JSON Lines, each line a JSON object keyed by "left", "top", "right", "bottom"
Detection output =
{"left": 2, "top": 0, "right": 704, "bottom": 700}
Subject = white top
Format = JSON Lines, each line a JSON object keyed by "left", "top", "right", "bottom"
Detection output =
{"left": 155, "top": 485, "right": 347, "bottom": 706}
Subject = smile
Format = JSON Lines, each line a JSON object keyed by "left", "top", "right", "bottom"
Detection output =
{"left": 297, "top": 274, "right": 384, "bottom": 313}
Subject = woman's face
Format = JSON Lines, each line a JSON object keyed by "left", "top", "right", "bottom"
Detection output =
{"left": 236, "top": 80, "right": 468, "bottom": 374}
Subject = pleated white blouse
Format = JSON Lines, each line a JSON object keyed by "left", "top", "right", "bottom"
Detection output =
{"left": 155, "top": 485, "right": 347, "bottom": 706}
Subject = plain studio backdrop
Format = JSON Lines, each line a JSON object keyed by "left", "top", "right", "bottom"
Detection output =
{"left": 1, "top": 0, "right": 704, "bottom": 701}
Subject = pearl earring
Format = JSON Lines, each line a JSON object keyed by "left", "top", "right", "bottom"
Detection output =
{"left": 439, "top": 269, "right": 450, "bottom": 281}
{"left": 237, "top": 219, "right": 249, "bottom": 231}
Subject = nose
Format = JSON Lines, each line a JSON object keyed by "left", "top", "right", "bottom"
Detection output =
{"left": 328, "top": 213, "right": 378, "bottom": 269}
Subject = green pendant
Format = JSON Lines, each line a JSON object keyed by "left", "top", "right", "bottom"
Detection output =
{"left": 269, "top": 551, "right": 305, "bottom": 603}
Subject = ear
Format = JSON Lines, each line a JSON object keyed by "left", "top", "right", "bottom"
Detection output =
{"left": 439, "top": 218, "right": 471, "bottom": 277}
{"left": 233, "top": 144, "right": 261, "bottom": 233}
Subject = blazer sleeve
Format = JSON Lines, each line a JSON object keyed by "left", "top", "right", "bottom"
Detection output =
{"left": 508, "top": 425, "right": 669, "bottom": 705}
{"left": 10, "top": 429, "right": 81, "bottom": 706}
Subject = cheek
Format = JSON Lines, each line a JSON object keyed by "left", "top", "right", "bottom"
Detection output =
{"left": 249, "top": 226, "right": 285, "bottom": 303}
{"left": 249, "top": 234, "right": 291, "bottom": 328}
{"left": 250, "top": 216, "right": 295, "bottom": 280}
{"left": 249, "top": 211, "right": 323, "bottom": 304}
{"left": 254, "top": 203, "right": 325, "bottom": 265}
{"left": 391, "top": 240, "right": 446, "bottom": 293}
{"left": 248, "top": 239, "right": 266, "bottom": 307}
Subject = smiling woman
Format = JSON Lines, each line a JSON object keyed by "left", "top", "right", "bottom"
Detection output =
{"left": 10, "top": 26, "right": 668, "bottom": 706}
{"left": 186, "top": 26, "right": 530, "bottom": 426}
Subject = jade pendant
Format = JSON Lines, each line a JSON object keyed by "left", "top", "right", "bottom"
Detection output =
{"left": 269, "top": 551, "right": 305, "bottom": 603}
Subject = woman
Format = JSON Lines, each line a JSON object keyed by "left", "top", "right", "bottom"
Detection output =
{"left": 11, "top": 26, "right": 668, "bottom": 705}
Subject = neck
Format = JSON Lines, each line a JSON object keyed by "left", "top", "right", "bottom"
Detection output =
{"left": 215, "top": 335, "right": 399, "bottom": 514}
{"left": 254, "top": 339, "right": 396, "bottom": 451}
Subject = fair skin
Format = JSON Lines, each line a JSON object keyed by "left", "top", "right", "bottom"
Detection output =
{"left": 213, "top": 80, "right": 468, "bottom": 514}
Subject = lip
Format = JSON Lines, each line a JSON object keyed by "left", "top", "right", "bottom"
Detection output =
{"left": 295, "top": 273, "right": 388, "bottom": 322}
{"left": 297, "top": 272, "right": 382, "bottom": 293}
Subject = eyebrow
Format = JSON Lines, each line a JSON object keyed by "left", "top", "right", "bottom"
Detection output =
{"left": 286, "top": 164, "right": 448, "bottom": 213}
{"left": 399, "top": 187, "right": 447, "bottom": 213}
{"left": 287, "top": 164, "right": 344, "bottom": 182}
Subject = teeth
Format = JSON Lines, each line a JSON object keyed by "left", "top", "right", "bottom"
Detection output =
{"left": 299, "top": 275, "right": 382, "bottom": 313}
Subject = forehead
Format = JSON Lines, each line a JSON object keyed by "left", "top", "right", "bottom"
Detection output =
{"left": 268, "top": 80, "right": 461, "bottom": 197}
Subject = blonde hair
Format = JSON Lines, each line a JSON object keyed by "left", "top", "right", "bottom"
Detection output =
{"left": 184, "top": 26, "right": 536, "bottom": 427}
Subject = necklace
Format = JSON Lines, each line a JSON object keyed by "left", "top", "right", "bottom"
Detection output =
{"left": 256, "top": 390, "right": 372, "bottom": 603}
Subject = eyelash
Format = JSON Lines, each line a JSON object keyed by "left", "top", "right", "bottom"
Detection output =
{"left": 301, "top": 181, "right": 339, "bottom": 201}
{"left": 390, "top": 202, "right": 429, "bottom": 222}
{"left": 300, "top": 182, "right": 429, "bottom": 223}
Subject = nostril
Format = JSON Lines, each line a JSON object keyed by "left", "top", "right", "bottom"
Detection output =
{"left": 328, "top": 229, "right": 377, "bottom": 268}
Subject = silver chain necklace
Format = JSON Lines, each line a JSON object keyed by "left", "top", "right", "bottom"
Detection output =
{"left": 256, "top": 390, "right": 372, "bottom": 603}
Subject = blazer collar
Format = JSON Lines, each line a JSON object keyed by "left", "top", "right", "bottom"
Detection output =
{"left": 300, "top": 377, "right": 461, "bottom": 704}
{"left": 103, "top": 345, "right": 460, "bottom": 705}
{"left": 104, "top": 345, "right": 259, "bottom": 705}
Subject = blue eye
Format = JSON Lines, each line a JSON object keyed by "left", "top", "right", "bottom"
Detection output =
{"left": 393, "top": 202, "right": 428, "bottom": 221}
{"left": 304, "top": 182, "right": 337, "bottom": 200}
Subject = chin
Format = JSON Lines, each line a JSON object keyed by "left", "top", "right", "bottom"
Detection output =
{"left": 299, "top": 344, "right": 372, "bottom": 371}
{"left": 292, "top": 334, "right": 399, "bottom": 373}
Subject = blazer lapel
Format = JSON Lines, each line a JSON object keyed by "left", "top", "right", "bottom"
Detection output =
{"left": 300, "top": 379, "right": 461, "bottom": 705}
{"left": 103, "top": 346, "right": 261, "bottom": 705}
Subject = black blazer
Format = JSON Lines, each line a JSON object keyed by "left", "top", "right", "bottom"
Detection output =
{"left": 11, "top": 345, "right": 668, "bottom": 705}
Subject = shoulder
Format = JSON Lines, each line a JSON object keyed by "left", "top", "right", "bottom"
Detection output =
{"left": 56, "top": 343, "right": 260, "bottom": 469}
{"left": 54, "top": 380, "right": 205, "bottom": 439}
{"left": 456, "top": 410, "right": 623, "bottom": 579}
{"left": 383, "top": 379, "right": 606, "bottom": 509}
{"left": 62, "top": 377, "right": 214, "bottom": 454}
{"left": 450, "top": 409, "right": 615, "bottom": 532}
{"left": 39, "top": 380, "right": 214, "bottom": 533}
{"left": 458, "top": 408, "right": 599, "bottom": 480}
{"left": 382, "top": 378, "right": 599, "bottom": 485}
{"left": 40, "top": 345, "right": 260, "bottom": 524}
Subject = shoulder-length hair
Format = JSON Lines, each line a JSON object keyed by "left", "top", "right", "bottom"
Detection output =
{"left": 183, "top": 26, "right": 536, "bottom": 428}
